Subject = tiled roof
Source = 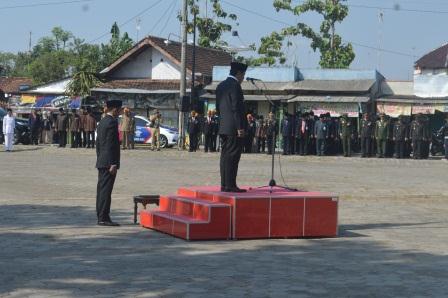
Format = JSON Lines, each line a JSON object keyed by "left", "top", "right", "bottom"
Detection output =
{"left": 0, "top": 77, "right": 33, "bottom": 93}
{"left": 415, "top": 43, "right": 448, "bottom": 69}
{"left": 102, "top": 35, "right": 233, "bottom": 77}
{"left": 97, "top": 79, "right": 181, "bottom": 91}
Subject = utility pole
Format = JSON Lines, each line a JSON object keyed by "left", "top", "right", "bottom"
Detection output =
{"left": 190, "top": 12, "right": 197, "bottom": 112}
{"left": 377, "top": 10, "right": 384, "bottom": 72}
{"left": 178, "top": 0, "right": 188, "bottom": 150}
{"left": 28, "top": 31, "right": 32, "bottom": 53}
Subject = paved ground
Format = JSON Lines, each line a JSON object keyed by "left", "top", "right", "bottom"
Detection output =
{"left": 1, "top": 145, "right": 448, "bottom": 297}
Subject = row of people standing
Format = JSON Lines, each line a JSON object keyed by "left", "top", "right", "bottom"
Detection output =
{"left": 246, "top": 111, "right": 435, "bottom": 159}
{"left": 277, "top": 112, "right": 433, "bottom": 159}
{"left": 27, "top": 107, "right": 97, "bottom": 148}
{"left": 188, "top": 110, "right": 219, "bottom": 152}
{"left": 185, "top": 108, "right": 437, "bottom": 160}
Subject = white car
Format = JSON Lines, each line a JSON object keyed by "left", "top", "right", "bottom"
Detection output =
{"left": 118, "top": 115, "right": 178, "bottom": 148}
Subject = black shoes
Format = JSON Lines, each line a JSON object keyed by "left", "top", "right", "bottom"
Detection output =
{"left": 97, "top": 220, "right": 120, "bottom": 226}
{"left": 221, "top": 187, "right": 247, "bottom": 193}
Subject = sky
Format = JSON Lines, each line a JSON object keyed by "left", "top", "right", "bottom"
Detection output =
{"left": 1, "top": 0, "right": 448, "bottom": 80}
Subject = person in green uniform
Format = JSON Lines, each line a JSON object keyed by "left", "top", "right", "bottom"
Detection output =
{"left": 339, "top": 113, "right": 353, "bottom": 157}
{"left": 360, "top": 113, "right": 374, "bottom": 158}
{"left": 375, "top": 113, "right": 389, "bottom": 158}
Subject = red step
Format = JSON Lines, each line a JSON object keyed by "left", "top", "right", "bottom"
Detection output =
{"left": 140, "top": 196, "right": 231, "bottom": 240}
{"left": 177, "top": 186, "right": 339, "bottom": 239}
{"left": 141, "top": 186, "right": 338, "bottom": 240}
{"left": 159, "top": 195, "right": 229, "bottom": 221}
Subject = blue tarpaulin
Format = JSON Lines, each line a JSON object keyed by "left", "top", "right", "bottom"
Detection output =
{"left": 34, "top": 96, "right": 55, "bottom": 107}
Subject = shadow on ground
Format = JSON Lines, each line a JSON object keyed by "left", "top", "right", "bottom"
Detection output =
{"left": 1, "top": 204, "right": 448, "bottom": 297}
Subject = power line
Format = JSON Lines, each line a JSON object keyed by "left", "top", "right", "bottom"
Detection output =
{"left": 151, "top": 0, "right": 177, "bottom": 36}
{"left": 221, "top": 0, "right": 415, "bottom": 58}
{"left": 89, "top": 0, "right": 164, "bottom": 43}
{"left": 0, "top": 0, "right": 93, "bottom": 10}
{"left": 348, "top": 3, "right": 448, "bottom": 14}
{"left": 158, "top": 0, "right": 179, "bottom": 36}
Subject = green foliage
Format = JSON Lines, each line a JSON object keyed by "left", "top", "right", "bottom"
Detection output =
{"left": 0, "top": 23, "right": 133, "bottom": 86}
{"left": 28, "top": 51, "right": 71, "bottom": 84}
{"left": 185, "top": 0, "right": 238, "bottom": 49}
{"left": 258, "top": 0, "right": 355, "bottom": 68}
{"left": 66, "top": 69, "right": 101, "bottom": 97}
{"left": 100, "top": 22, "right": 134, "bottom": 67}
{"left": 0, "top": 52, "right": 16, "bottom": 76}
{"left": 250, "top": 32, "right": 287, "bottom": 66}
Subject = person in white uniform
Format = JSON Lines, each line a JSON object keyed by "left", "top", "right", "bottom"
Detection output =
{"left": 2, "top": 109, "right": 15, "bottom": 152}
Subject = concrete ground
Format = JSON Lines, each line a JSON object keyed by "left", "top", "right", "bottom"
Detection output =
{"left": 1, "top": 145, "right": 448, "bottom": 297}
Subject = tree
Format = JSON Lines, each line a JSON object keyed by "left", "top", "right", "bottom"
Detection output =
{"left": 28, "top": 51, "right": 71, "bottom": 84}
{"left": 185, "top": 0, "right": 238, "bottom": 49}
{"left": 258, "top": 0, "right": 355, "bottom": 68}
{"left": 66, "top": 68, "right": 101, "bottom": 97}
{"left": 249, "top": 32, "right": 288, "bottom": 66}
{"left": 100, "top": 22, "right": 134, "bottom": 67}
{"left": 0, "top": 52, "right": 16, "bottom": 76}
{"left": 52, "top": 27, "right": 73, "bottom": 50}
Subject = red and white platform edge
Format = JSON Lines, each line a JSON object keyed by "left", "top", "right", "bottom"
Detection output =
{"left": 140, "top": 186, "right": 338, "bottom": 240}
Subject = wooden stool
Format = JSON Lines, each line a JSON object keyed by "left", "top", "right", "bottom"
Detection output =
{"left": 133, "top": 195, "right": 160, "bottom": 224}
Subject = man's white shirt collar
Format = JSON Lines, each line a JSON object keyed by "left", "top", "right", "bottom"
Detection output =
{"left": 228, "top": 75, "right": 238, "bottom": 81}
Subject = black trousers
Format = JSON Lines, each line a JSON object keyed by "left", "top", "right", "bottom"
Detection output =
{"left": 220, "top": 135, "right": 243, "bottom": 189}
{"left": 395, "top": 141, "right": 405, "bottom": 159}
{"left": 87, "top": 131, "right": 95, "bottom": 148}
{"left": 189, "top": 133, "right": 198, "bottom": 151}
{"left": 71, "top": 131, "right": 80, "bottom": 148}
{"left": 299, "top": 136, "right": 309, "bottom": 155}
{"left": 30, "top": 129, "right": 39, "bottom": 145}
{"left": 412, "top": 140, "right": 423, "bottom": 159}
{"left": 244, "top": 135, "right": 254, "bottom": 153}
{"left": 282, "top": 135, "right": 290, "bottom": 154}
{"left": 81, "top": 130, "right": 87, "bottom": 147}
{"left": 58, "top": 131, "right": 67, "bottom": 147}
{"left": 256, "top": 137, "right": 266, "bottom": 153}
{"left": 204, "top": 133, "right": 213, "bottom": 152}
{"left": 211, "top": 134, "right": 217, "bottom": 152}
{"left": 361, "top": 137, "right": 372, "bottom": 157}
{"left": 96, "top": 168, "right": 117, "bottom": 222}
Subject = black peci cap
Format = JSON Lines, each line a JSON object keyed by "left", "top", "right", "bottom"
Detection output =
{"left": 230, "top": 62, "right": 248, "bottom": 73}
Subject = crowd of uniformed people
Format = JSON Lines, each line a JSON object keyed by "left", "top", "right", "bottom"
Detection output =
{"left": 187, "top": 109, "right": 448, "bottom": 160}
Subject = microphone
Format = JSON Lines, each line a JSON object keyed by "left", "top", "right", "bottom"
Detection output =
{"left": 246, "top": 77, "right": 261, "bottom": 82}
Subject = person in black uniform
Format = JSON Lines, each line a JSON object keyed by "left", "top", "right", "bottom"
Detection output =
{"left": 281, "top": 113, "right": 293, "bottom": 155}
{"left": 393, "top": 115, "right": 409, "bottom": 159}
{"left": 216, "top": 62, "right": 247, "bottom": 193}
{"left": 203, "top": 110, "right": 217, "bottom": 152}
{"left": 188, "top": 111, "right": 200, "bottom": 152}
{"left": 96, "top": 99, "right": 122, "bottom": 226}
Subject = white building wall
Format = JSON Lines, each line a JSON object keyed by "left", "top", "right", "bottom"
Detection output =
{"left": 110, "top": 48, "right": 153, "bottom": 79}
{"left": 414, "top": 70, "right": 448, "bottom": 98}
{"left": 151, "top": 50, "right": 181, "bottom": 80}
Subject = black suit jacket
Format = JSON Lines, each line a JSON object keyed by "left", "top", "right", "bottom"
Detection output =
{"left": 216, "top": 77, "right": 246, "bottom": 136}
{"left": 96, "top": 115, "right": 120, "bottom": 169}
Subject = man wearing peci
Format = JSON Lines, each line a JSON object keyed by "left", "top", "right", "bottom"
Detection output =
{"left": 216, "top": 62, "right": 248, "bottom": 193}
{"left": 96, "top": 99, "right": 122, "bottom": 226}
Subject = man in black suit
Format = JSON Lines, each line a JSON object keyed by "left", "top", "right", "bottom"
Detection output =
{"left": 95, "top": 99, "right": 122, "bottom": 226}
{"left": 216, "top": 62, "right": 248, "bottom": 193}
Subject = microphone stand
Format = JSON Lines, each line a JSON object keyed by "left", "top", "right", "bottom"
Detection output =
{"left": 248, "top": 79, "right": 297, "bottom": 193}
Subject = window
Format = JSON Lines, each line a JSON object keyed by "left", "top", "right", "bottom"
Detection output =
{"left": 135, "top": 117, "right": 148, "bottom": 127}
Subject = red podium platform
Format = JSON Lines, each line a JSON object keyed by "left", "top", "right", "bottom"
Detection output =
{"left": 140, "top": 186, "right": 338, "bottom": 240}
